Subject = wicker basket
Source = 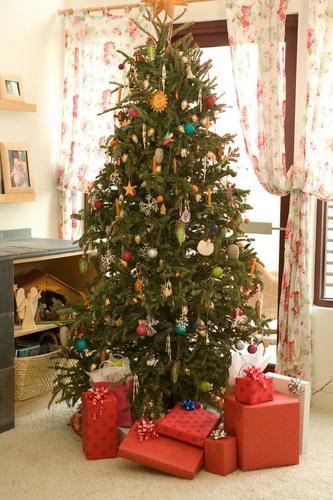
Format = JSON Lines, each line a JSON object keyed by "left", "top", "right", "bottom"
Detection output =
{"left": 14, "top": 350, "right": 61, "bottom": 401}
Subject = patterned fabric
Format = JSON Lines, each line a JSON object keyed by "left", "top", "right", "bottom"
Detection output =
{"left": 57, "top": 8, "right": 148, "bottom": 239}
{"left": 226, "top": 0, "right": 333, "bottom": 381}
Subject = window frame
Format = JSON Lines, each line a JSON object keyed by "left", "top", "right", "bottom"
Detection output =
{"left": 314, "top": 200, "right": 333, "bottom": 307}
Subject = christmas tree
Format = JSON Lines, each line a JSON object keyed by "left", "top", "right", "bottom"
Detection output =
{"left": 53, "top": 9, "right": 267, "bottom": 419}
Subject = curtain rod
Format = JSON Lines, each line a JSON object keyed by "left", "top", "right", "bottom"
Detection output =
{"left": 57, "top": 0, "right": 214, "bottom": 16}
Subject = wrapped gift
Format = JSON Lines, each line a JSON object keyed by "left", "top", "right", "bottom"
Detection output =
{"left": 224, "top": 392, "right": 299, "bottom": 471}
{"left": 204, "top": 435, "right": 237, "bottom": 476}
{"left": 267, "top": 372, "right": 310, "bottom": 453}
{"left": 156, "top": 403, "right": 220, "bottom": 448}
{"left": 81, "top": 387, "right": 118, "bottom": 460}
{"left": 235, "top": 366, "right": 273, "bottom": 404}
{"left": 118, "top": 422, "right": 204, "bottom": 479}
{"left": 94, "top": 378, "right": 133, "bottom": 428}
{"left": 228, "top": 342, "right": 272, "bottom": 386}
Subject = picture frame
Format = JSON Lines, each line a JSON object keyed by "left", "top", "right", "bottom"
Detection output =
{"left": 0, "top": 74, "right": 24, "bottom": 102}
{"left": 0, "top": 143, "right": 34, "bottom": 194}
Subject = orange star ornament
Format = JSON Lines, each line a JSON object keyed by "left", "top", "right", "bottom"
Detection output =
{"left": 150, "top": 90, "right": 168, "bottom": 113}
{"left": 142, "top": 0, "right": 188, "bottom": 19}
{"left": 123, "top": 181, "right": 137, "bottom": 198}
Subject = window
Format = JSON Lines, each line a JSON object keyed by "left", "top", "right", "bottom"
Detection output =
{"left": 314, "top": 201, "right": 333, "bottom": 306}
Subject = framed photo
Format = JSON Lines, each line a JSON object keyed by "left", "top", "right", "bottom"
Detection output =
{"left": 0, "top": 74, "right": 24, "bottom": 102}
{"left": 0, "top": 143, "right": 34, "bottom": 194}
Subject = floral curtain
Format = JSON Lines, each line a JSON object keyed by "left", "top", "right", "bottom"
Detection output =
{"left": 57, "top": 8, "right": 148, "bottom": 240}
{"left": 226, "top": 0, "right": 333, "bottom": 380}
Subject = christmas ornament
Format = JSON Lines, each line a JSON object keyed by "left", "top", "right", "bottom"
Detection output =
{"left": 118, "top": 63, "right": 125, "bottom": 70}
{"left": 140, "top": 194, "right": 159, "bottom": 216}
{"left": 198, "top": 87, "right": 203, "bottom": 112}
{"left": 181, "top": 198, "right": 191, "bottom": 223}
{"left": 192, "top": 184, "right": 199, "bottom": 193}
{"left": 177, "top": 124, "right": 185, "bottom": 134}
{"left": 115, "top": 198, "right": 121, "bottom": 218}
{"left": 210, "top": 423, "right": 227, "bottom": 440}
{"left": 75, "top": 338, "right": 88, "bottom": 351}
{"left": 90, "top": 363, "right": 97, "bottom": 372}
{"left": 147, "top": 248, "right": 158, "bottom": 259}
{"left": 227, "top": 243, "right": 240, "bottom": 261}
{"left": 143, "top": 78, "right": 150, "bottom": 90}
{"left": 156, "top": 195, "right": 164, "bottom": 203}
{"left": 146, "top": 315, "right": 159, "bottom": 336}
{"left": 235, "top": 339, "right": 245, "bottom": 351}
{"left": 143, "top": 0, "right": 188, "bottom": 19}
{"left": 136, "top": 320, "right": 147, "bottom": 337}
{"left": 161, "top": 132, "right": 174, "bottom": 145}
{"left": 249, "top": 258, "right": 257, "bottom": 275}
{"left": 288, "top": 378, "right": 305, "bottom": 396}
{"left": 205, "top": 95, "right": 217, "bottom": 108}
{"left": 161, "top": 280, "right": 172, "bottom": 298}
{"left": 195, "top": 193, "right": 202, "bottom": 202}
{"left": 79, "top": 256, "right": 89, "bottom": 274}
{"left": 134, "top": 279, "right": 144, "bottom": 295}
{"left": 181, "top": 400, "right": 196, "bottom": 411}
{"left": 162, "top": 63, "right": 166, "bottom": 91}
{"left": 110, "top": 171, "right": 121, "bottom": 187}
{"left": 122, "top": 250, "right": 133, "bottom": 262}
{"left": 142, "top": 123, "right": 147, "bottom": 149}
{"left": 132, "top": 374, "right": 139, "bottom": 401}
{"left": 186, "top": 65, "right": 195, "bottom": 79}
{"left": 150, "top": 90, "right": 168, "bottom": 113}
{"left": 244, "top": 217, "right": 250, "bottom": 224}
{"left": 181, "top": 99, "right": 188, "bottom": 110}
{"left": 175, "top": 220, "right": 186, "bottom": 246}
{"left": 207, "top": 186, "right": 212, "bottom": 205}
{"left": 247, "top": 344, "right": 258, "bottom": 354}
{"left": 199, "top": 381, "right": 212, "bottom": 392}
{"left": 209, "top": 224, "right": 219, "bottom": 234}
{"left": 146, "top": 37, "right": 156, "bottom": 61}
{"left": 197, "top": 239, "right": 214, "bottom": 256}
{"left": 191, "top": 114, "right": 198, "bottom": 123}
{"left": 128, "top": 107, "right": 138, "bottom": 119}
{"left": 166, "top": 334, "right": 171, "bottom": 360}
{"left": 171, "top": 359, "right": 181, "bottom": 384}
{"left": 134, "top": 234, "right": 141, "bottom": 244}
{"left": 211, "top": 266, "right": 223, "bottom": 278}
{"left": 147, "top": 127, "right": 155, "bottom": 137}
{"left": 160, "top": 203, "right": 166, "bottom": 214}
{"left": 181, "top": 55, "right": 189, "bottom": 64}
{"left": 184, "top": 123, "right": 195, "bottom": 135}
{"left": 136, "top": 418, "right": 158, "bottom": 442}
{"left": 100, "top": 250, "right": 116, "bottom": 272}
{"left": 131, "top": 134, "right": 139, "bottom": 144}
{"left": 180, "top": 148, "right": 188, "bottom": 158}
{"left": 123, "top": 181, "right": 137, "bottom": 198}
{"left": 176, "top": 324, "right": 187, "bottom": 336}
{"left": 155, "top": 147, "right": 164, "bottom": 164}
{"left": 94, "top": 200, "right": 104, "bottom": 210}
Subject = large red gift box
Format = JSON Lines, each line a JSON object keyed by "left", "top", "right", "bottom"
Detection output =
{"left": 82, "top": 388, "right": 118, "bottom": 460}
{"left": 235, "top": 375, "right": 273, "bottom": 404}
{"left": 204, "top": 436, "right": 237, "bottom": 476}
{"left": 156, "top": 404, "right": 220, "bottom": 448}
{"left": 118, "top": 422, "right": 203, "bottom": 479}
{"left": 224, "top": 392, "right": 299, "bottom": 471}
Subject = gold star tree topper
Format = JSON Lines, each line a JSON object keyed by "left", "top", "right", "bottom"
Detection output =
{"left": 142, "top": 0, "right": 188, "bottom": 19}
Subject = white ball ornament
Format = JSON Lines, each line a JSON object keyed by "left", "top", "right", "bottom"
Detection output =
{"left": 147, "top": 248, "right": 158, "bottom": 259}
{"left": 197, "top": 239, "right": 214, "bottom": 256}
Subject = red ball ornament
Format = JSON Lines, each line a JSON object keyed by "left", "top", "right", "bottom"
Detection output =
{"left": 118, "top": 63, "right": 125, "bottom": 70}
{"left": 136, "top": 325, "right": 147, "bottom": 336}
{"left": 247, "top": 344, "right": 258, "bottom": 354}
{"left": 205, "top": 95, "right": 217, "bottom": 108}
{"left": 128, "top": 107, "right": 138, "bottom": 119}
{"left": 77, "top": 324, "right": 85, "bottom": 337}
{"left": 94, "top": 200, "right": 104, "bottom": 210}
{"left": 122, "top": 250, "right": 133, "bottom": 262}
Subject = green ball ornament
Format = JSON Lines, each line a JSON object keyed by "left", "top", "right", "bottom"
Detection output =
{"left": 79, "top": 257, "right": 89, "bottom": 274}
{"left": 176, "top": 324, "right": 187, "bottom": 336}
{"left": 175, "top": 220, "right": 186, "bottom": 246}
{"left": 199, "top": 381, "right": 212, "bottom": 392}
{"left": 75, "top": 339, "right": 88, "bottom": 351}
{"left": 184, "top": 123, "right": 195, "bottom": 135}
{"left": 146, "top": 44, "right": 156, "bottom": 62}
{"left": 211, "top": 266, "right": 223, "bottom": 278}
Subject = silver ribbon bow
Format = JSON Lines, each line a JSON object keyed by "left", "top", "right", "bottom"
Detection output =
{"left": 288, "top": 378, "right": 304, "bottom": 396}
{"left": 210, "top": 423, "right": 227, "bottom": 440}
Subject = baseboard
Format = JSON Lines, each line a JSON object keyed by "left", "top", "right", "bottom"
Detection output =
{"left": 0, "top": 420, "right": 15, "bottom": 434}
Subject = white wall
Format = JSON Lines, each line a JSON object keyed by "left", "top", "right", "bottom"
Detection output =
{"left": 0, "top": 0, "right": 65, "bottom": 238}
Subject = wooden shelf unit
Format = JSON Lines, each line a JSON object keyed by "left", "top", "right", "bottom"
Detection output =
{"left": 0, "top": 193, "right": 36, "bottom": 204}
{"left": 14, "top": 323, "right": 60, "bottom": 338}
{"left": 0, "top": 99, "right": 36, "bottom": 112}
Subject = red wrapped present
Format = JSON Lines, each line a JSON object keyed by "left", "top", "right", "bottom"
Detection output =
{"left": 235, "top": 366, "right": 273, "bottom": 404}
{"left": 224, "top": 392, "right": 299, "bottom": 471}
{"left": 204, "top": 435, "right": 237, "bottom": 476}
{"left": 156, "top": 403, "right": 220, "bottom": 448}
{"left": 118, "top": 422, "right": 203, "bottom": 479}
{"left": 82, "top": 387, "right": 118, "bottom": 460}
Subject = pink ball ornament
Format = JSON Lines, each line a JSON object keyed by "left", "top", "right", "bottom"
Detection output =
{"left": 247, "top": 344, "right": 258, "bottom": 354}
{"left": 128, "top": 107, "right": 138, "bottom": 119}
{"left": 94, "top": 200, "right": 104, "bottom": 210}
{"left": 136, "top": 324, "right": 147, "bottom": 336}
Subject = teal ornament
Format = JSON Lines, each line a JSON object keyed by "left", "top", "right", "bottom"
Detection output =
{"left": 184, "top": 123, "right": 195, "bottom": 135}
{"left": 176, "top": 324, "right": 187, "bottom": 336}
{"left": 75, "top": 339, "right": 88, "bottom": 351}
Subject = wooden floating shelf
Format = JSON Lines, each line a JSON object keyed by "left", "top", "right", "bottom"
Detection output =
{"left": 0, "top": 99, "right": 37, "bottom": 112}
{"left": 14, "top": 322, "right": 59, "bottom": 338}
{"left": 0, "top": 193, "right": 36, "bottom": 204}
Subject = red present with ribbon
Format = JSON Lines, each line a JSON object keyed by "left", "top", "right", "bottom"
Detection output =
{"left": 81, "top": 387, "right": 118, "bottom": 460}
{"left": 235, "top": 365, "right": 273, "bottom": 405}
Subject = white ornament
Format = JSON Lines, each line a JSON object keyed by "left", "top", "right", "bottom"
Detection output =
{"left": 100, "top": 249, "right": 116, "bottom": 272}
{"left": 155, "top": 148, "right": 164, "bottom": 164}
{"left": 139, "top": 194, "right": 159, "bottom": 216}
{"left": 180, "top": 148, "right": 188, "bottom": 158}
{"left": 146, "top": 315, "right": 159, "bottom": 336}
{"left": 166, "top": 334, "right": 171, "bottom": 361}
{"left": 110, "top": 170, "right": 121, "bottom": 186}
{"left": 162, "top": 63, "right": 166, "bottom": 92}
{"left": 182, "top": 55, "right": 189, "bottom": 64}
{"left": 176, "top": 315, "right": 189, "bottom": 328}
{"left": 142, "top": 123, "right": 147, "bottom": 149}
{"left": 161, "top": 280, "right": 172, "bottom": 298}
{"left": 197, "top": 239, "right": 214, "bottom": 256}
{"left": 147, "top": 248, "right": 158, "bottom": 259}
{"left": 181, "top": 99, "right": 188, "bottom": 110}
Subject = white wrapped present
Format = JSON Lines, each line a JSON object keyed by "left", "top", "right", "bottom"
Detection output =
{"left": 266, "top": 372, "right": 310, "bottom": 454}
{"left": 88, "top": 355, "right": 131, "bottom": 386}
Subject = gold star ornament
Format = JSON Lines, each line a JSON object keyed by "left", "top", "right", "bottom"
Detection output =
{"left": 123, "top": 181, "right": 137, "bottom": 198}
{"left": 142, "top": 0, "right": 188, "bottom": 19}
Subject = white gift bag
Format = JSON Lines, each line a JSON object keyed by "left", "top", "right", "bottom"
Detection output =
{"left": 88, "top": 355, "right": 131, "bottom": 386}
{"left": 228, "top": 342, "right": 272, "bottom": 386}
{"left": 267, "top": 372, "right": 311, "bottom": 454}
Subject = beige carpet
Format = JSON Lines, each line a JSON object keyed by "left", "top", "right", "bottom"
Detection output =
{"left": 0, "top": 404, "right": 332, "bottom": 500}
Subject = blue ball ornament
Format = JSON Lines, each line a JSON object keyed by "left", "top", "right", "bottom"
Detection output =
{"left": 209, "top": 224, "right": 219, "bottom": 234}
{"left": 184, "top": 123, "right": 195, "bottom": 136}
{"left": 176, "top": 324, "right": 187, "bottom": 336}
{"left": 75, "top": 338, "right": 88, "bottom": 351}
